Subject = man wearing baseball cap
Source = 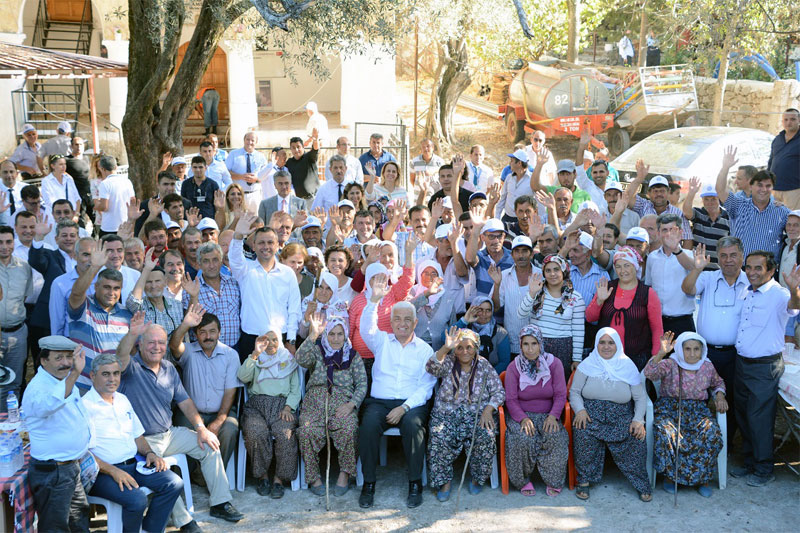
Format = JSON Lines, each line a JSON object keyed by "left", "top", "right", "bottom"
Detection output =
{"left": 604, "top": 181, "right": 641, "bottom": 241}
{"left": 495, "top": 149, "right": 533, "bottom": 227}
{"left": 9, "top": 124, "right": 43, "bottom": 178}
{"left": 465, "top": 218, "right": 514, "bottom": 304}
{"left": 39, "top": 121, "right": 74, "bottom": 160}
{"left": 682, "top": 178, "right": 730, "bottom": 269}
{"left": 299, "top": 216, "right": 324, "bottom": 250}
{"left": 625, "top": 161, "right": 692, "bottom": 241}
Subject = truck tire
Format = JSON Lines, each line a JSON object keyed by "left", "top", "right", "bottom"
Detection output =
{"left": 609, "top": 127, "right": 631, "bottom": 156}
{"left": 505, "top": 110, "right": 526, "bottom": 143}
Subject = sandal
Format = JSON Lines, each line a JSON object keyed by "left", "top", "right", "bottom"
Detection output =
{"left": 696, "top": 484, "right": 712, "bottom": 498}
{"left": 468, "top": 480, "right": 483, "bottom": 495}
{"left": 270, "top": 482, "right": 285, "bottom": 499}
{"left": 639, "top": 492, "right": 652, "bottom": 502}
{"left": 546, "top": 486, "right": 561, "bottom": 497}
{"left": 575, "top": 484, "right": 590, "bottom": 500}
{"left": 309, "top": 483, "right": 325, "bottom": 496}
{"left": 520, "top": 482, "right": 536, "bottom": 496}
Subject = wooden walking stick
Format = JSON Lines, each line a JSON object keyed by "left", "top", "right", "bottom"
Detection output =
{"left": 673, "top": 368, "right": 683, "bottom": 508}
{"left": 325, "top": 393, "right": 331, "bottom": 511}
{"left": 456, "top": 374, "right": 489, "bottom": 512}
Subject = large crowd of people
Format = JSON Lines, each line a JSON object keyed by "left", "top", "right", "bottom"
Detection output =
{"left": 1, "top": 107, "right": 798, "bottom": 531}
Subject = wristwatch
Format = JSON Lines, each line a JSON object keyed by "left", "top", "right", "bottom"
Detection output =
{"left": 402, "top": 404, "right": 410, "bottom": 413}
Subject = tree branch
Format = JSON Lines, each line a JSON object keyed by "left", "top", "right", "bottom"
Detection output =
{"left": 511, "top": 0, "right": 535, "bottom": 38}
{"left": 249, "top": 0, "right": 317, "bottom": 30}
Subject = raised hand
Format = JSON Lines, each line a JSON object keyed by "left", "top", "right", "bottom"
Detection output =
{"left": 659, "top": 331, "right": 675, "bottom": 356}
{"left": 72, "top": 346, "right": 86, "bottom": 376}
{"left": 442, "top": 325, "right": 459, "bottom": 351}
{"left": 528, "top": 214, "right": 544, "bottom": 242}
{"left": 148, "top": 197, "right": 164, "bottom": 217}
{"left": 308, "top": 311, "right": 327, "bottom": 340}
{"left": 128, "top": 311, "right": 148, "bottom": 337}
{"left": 451, "top": 153, "right": 466, "bottom": 178}
{"left": 143, "top": 253, "right": 159, "bottom": 272}
{"left": 328, "top": 205, "right": 342, "bottom": 227}
{"left": 117, "top": 220, "right": 134, "bottom": 241}
{"left": 182, "top": 304, "right": 206, "bottom": 328}
{"left": 431, "top": 198, "right": 444, "bottom": 221}
{"left": 91, "top": 244, "right": 107, "bottom": 269}
{"left": 181, "top": 272, "right": 200, "bottom": 298}
{"left": 721, "top": 145, "right": 739, "bottom": 169}
{"left": 213, "top": 189, "right": 226, "bottom": 210}
{"left": 127, "top": 198, "right": 144, "bottom": 221}
{"left": 365, "top": 161, "right": 377, "bottom": 178}
{"left": 311, "top": 206, "right": 327, "bottom": 226}
{"left": 579, "top": 127, "right": 591, "bottom": 147}
{"left": 688, "top": 176, "right": 702, "bottom": 195}
{"left": 535, "top": 190, "right": 556, "bottom": 211}
{"left": 252, "top": 334, "right": 270, "bottom": 359}
{"left": 783, "top": 264, "right": 800, "bottom": 292}
{"left": 34, "top": 220, "right": 52, "bottom": 240}
{"left": 635, "top": 158, "right": 650, "bottom": 179}
{"left": 404, "top": 231, "right": 419, "bottom": 256}
{"left": 595, "top": 278, "right": 612, "bottom": 304}
{"left": 693, "top": 243, "right": 709, "bottom": 270}
{"left": 424, "top": 277, "right": 443, "bottom": 298}
{"left": 487, "top": 182, "right": 502, "bottom": 204}
{"left": 535, "top": 146, "right": 551, "bottom": 164}
{"left": 0, "top": 191, "right": 9, "bottom": 213}
{"left": 187, "top": 207, "right": 201, "bottom": 227}
{"left": 462, "top": 305, "right": 480, "bottom": 325}
{"left": 369, "top": 272, "right": 389, "bottom": 303}
{"left": 488, "top": 264, "right": 502, "bottom": 285}
{"left": 391, "top": 199, "right": 407, "bottom": 223}
{"left": 292, "top": 209, "right": 308, "bottom": 229}
{"left": 469, "top": 204, "right": 488, "bottom": 227}
{"left": 528, "top": 272, "right": 544, "bottom": 296}
{"left": 161, "top": 151, "right": 173, "bottom": 169}
{"left": 447, "top": 221, "right": 463, "bottom": 248}
{"left": 234, "top": 212, "right": 258, "bottom": 237}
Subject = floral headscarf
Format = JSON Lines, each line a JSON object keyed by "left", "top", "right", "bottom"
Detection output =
{"left": 449, "top": 328, "right": 481, "bottom": 400}
{"left": 531, "top": 254, "right": 577, "bottom": 316}
{"left": 317, "top": 317, "right": 355, "bottom": 392}
{"left": 515, "top": 324, "right": 556, "bottom": 389}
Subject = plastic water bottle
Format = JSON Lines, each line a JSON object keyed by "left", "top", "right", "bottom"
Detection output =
{"left": 6, "top": 392, "right": 19, "bottom": 423}
{"left": 11, "top": 432, "right": 22, "bottom": 471}
{"left": 0, "top": 435, "right": 13, "bottom": 478}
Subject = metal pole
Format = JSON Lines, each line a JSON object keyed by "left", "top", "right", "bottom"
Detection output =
{"left": 414, "top": 20, "right": 419, "bottom": 141}
{"left": 87, "top": 76, "right": 100, "bottom": 154}
{"left": 593, "top": 32, "right": 597, "bottom": 63}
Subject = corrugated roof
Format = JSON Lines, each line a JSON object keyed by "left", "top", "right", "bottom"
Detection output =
{"left": 0, "top": 42, "right": 127, "bottom": 79}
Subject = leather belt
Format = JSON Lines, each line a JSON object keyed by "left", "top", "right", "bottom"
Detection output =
{"left": 738, "top": 353, "right": 781, "bottom": 364}
{"left": 709, "top": 345, "right": 735, "bottom": 351}
{"left": 2, "top": 322, "right": 25, "bottom": 333}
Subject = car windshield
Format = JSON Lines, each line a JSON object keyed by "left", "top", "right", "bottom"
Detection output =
{"left": 613, "top": 130, "right": 718, "bottom": 171}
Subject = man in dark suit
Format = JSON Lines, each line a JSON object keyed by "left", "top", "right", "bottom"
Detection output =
{"left": 28, "top": 220, "right": 79, "bottom": 368}
{"left": 258, "top": 170, "right": 306, "bottom": 226}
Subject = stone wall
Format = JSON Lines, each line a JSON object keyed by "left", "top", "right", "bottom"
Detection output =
{"left": 694, "top": 77, "right": 800, "bottom": 132}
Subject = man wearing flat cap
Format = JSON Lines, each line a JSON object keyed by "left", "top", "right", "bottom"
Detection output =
{"left": 21, "top": 335, "right": 91, "bottom": 532}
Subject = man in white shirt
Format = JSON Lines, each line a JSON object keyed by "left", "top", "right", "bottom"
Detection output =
{"left": 495, "top": 149, "right": 533, "bottom": 225}
{"left": 465, "top": 144, "right": 495, "bottom": 192}
{"left": 95, "top": 155, "right": 135, "bottom": 235}
{"left": 21, "top": 336, "right": 90, "bottom": 532}
{"left": 358, "top": 275, "right": 436, "bottom": 510}
{"left": 83, "top": 353, "right": 183, "bottom": 533}
{"left": 226, "top": 131, "right": 268, "bottom": 213}
{"left": 230, "top": 214, "right": 301, "bottom": 360}
{"left": 192, "top": 141, "right": 232, "bottom": 191}
{"left": 312, "top": 154, "right": 349, "bottom": 230}
{"left": 100, "top": 234, "right": 142, "bottom": 303}
{"left": 1, "top": 159, "right": 27, "bottom": 214}
{"left": 524, "top": 131, "right": 557, "bottom": 186}
{"left": 324, "top": 136, "right": 364, "bottom": 184}
{"left": 645, "top": 213, "right": 696, "bottom": 336}
{"left": 258, "top": 147, "right": 288, "bottom": 201}
{"left": 13, "top": 211, "right": 48, "bottom": 311}
{"left": 410, "top": 138, "right": 445, "bottom": 200}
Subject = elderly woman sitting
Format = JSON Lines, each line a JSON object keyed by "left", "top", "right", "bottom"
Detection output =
{"left": 426, "top": 327, "right": 505, "bottom": 502}
{"left": 237, "top": 329, "right": 300, "bottom": 499}
{"left": 504, "top": 325, "right": 569, "bottom": 496}
{"left": 449, "top": 296, "right": 511, "bottom": 373}
{"left": 570, "top": 327, "right": 651, "bottom": 501}
{"left": 296, "top": 314, "right": 367, "bottom": 497}
{"left": 644, "top": 332, "right": 727, "bottom": 498}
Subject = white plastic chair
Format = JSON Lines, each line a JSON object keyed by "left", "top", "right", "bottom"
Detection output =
{"left": 163, "top": 454, "right": 193, "bottom": 514}
{"left": 236, "top": 367, "right": 304, "bottom": 492}
{"left": 89, "top": 487, "right": 153, "bottom": 533}
{"left": 645, "top": 378, "right": 727, "bottom": 490}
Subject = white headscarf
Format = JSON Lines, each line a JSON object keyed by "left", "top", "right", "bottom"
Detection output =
{"left": 412, "top": 259, "right": 444, "bottom": 306}
{"left": 670, "top": 331, "right": 709, "bottom": 371}
{"left": 364, "top": 262, "right": 389, "bottom": 301}
{"left": 254, "top": 328, "right": 298, "bottom": 382}
{"left": 577, "top": 327, "right": 641, "bottom": 386}
{"left": 319, "top": 269, "right": 341, "bottom": 300}
{"left": 379, "top": 241, "right": 401, "bottom": 284}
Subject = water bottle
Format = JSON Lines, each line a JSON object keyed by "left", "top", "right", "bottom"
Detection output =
{"left": 6, "top": 392, "right": 19, "bottom": 423}
{"left": 12, "top": 432, "right": 22, "bottom": 471}
{"left": 0, "top": 435, "right": 13, "bottom": 478}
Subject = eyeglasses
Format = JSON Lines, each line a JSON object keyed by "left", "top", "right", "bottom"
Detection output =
{"left": 483, "top": 233, "right": 504, "bottom": 241}
{"left": 532, "top": 138, "right": 545, "bottom": 143}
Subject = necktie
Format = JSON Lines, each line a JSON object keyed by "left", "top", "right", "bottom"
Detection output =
{"left": 472, "top": 164, "right": 481, "bottom": 186}
{"left": 246, "top": 153, "right": 252, "bottom": 173}
{"left": 65, "top": 183, "right": 69, "bottom": 203}
{"left": 8, "top": 189, "right": 15, "bottom": 215}
{"left": 281, "top": 198, "right": 286, "bottom": 212}
{"left": 338, "top": 183, "right": 343, "bottom": 200}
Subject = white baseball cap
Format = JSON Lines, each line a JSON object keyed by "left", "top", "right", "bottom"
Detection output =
{"left": 789, "top": 210, "right": 800, "bottom": 220}
{"left": 434, "top": 224, "right": 452, "bottom": 240}
{"left": 196, "top": 218, "right": 219, "bottom": 232}
{"left": 441, "top": 196, "right": 453, "bottom": 209}
{"left": 57, "top": 121, "right": 72, "bottom": 134}
{"left": 20, "top": 124, "right": 35, "bottom": 134}
{"left": 626, "top": 227, "right": 650, "bottom": 243}
{"left": 604, "top": 181, "right": 623, "bottom": 193}
{"left": 507, "top": 149, "right": 529, "bottom": 164}
{"left": 307, "top": 247, "right": 324, "bottom": 261}
{"left": 337, "top": 199, "right": 355, "bottom": 210}
{"left": 699, "top": 184, "right": 718, "bottom": 197}
{"left": 579, "top": 200, "right": 600, "bottom": 214}
{"left": 511, "top": 235, "right": 533, "bottom": 249}
{"left": 301, "top": 216, "right": 322, "bottom": 231}
{"left": 480, "top": 218, "right": 506, "bottom": 235}
{"left": 583, "top": 150, "right": 594, "bottom": 162}
{"left": 578, "top": 232, "right": 594, "bottom": 249}
{"left": 165, "top": 220, "right": 181, "bottom": 230}
{"left": 648, "top": 175, "right": 669, "bottom": 188}
{"left": 556, "top": 159, "right": 577, "bottom": 173}
{"left": 171, "top": 156, "right": 187, "bottom": 167}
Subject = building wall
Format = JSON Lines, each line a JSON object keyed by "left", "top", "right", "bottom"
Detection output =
{"left": 694, "top": 77, "right": 800, "bottom": 132}
{"left": 253, "top": 49, "right": 342, "bottom": 113}
{"left": 340, "top": 43, "right": 397, "bottom": 131}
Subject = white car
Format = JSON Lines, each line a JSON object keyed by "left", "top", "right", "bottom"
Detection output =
{"left": 611, "top": 126, "right": 773, "bottom": 188}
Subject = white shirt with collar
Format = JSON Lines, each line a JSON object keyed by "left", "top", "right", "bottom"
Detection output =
{"left": 496, "top": 171, "right": 533, "bottom": 218}
{"left": 325, "top": 154, "right": 364, "bottom": 185}
{"left": 575, "top": 167, "right": 608, "bottom": 213}
{"left": 311, "top": 178, "right": 348, "bottom": 229}
{"left": 523, "top": 147, "right": 557, "bottom": 186}
{"left": 736, "top": 278, "right": 798, "bottom": 358}
{"left": 695, "top": 269, "right": 749, "bottom": 346}
{"left": 645, "top": 246, "right": 696, "bottom": 316}
{"left": 21, "top": 367, "right": 91, "bottom": 461}
{"left": 359, "top": 301, "right": 437, "bottom": 409}
{"left": 228, "top": 238, "right": 301, "bottom": 340}
{"left": 465, "top": 162, "right": 495, "bottom": 192}
{"left": 3, "top": 181, "right": 25, "bottom": 212}
{"left": 82, "top": 387, "right": 144, "bottom": 464}
{"left": 40, "top": 173, "right": 80, "bottom": 211}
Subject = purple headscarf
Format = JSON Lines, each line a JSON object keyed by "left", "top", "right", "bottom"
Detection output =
{"left": 515, "top": 324, "right": 555, "bottom": 389}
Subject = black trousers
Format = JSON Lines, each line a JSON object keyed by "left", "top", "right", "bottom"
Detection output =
{"left": 707, "top": 345, "right": 738, "bottom": 442}
{"left": 734, "top": 354, "right": 784, "bottom": 477}
{"left": 29, "top": 459, "right": 89, "bottom": 533}
{"left": 661, "top": 314, "right": 695, "bottom": 339}
{"left": 358, "top": 398, "right": 429, "bottom": 484}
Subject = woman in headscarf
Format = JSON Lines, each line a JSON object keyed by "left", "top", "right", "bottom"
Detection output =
{"left": 237, "top": 329, "right": 301, "bottom": 499}
{"left": 569, "top": 327, "right": 651, "bottom": 501}
{"left": 518, "top": 254, "right": 585, "bottom": 380}
{"left": 300, "top": 270, "right": 349, "bottom": 337}
{"left": 504, "top": 325, "right": 569, "bottom": 496}
{"left": 644, "top": 331, "right": 727, "bottom": 498}
{"left": 409, "top": 259, "right": 446, "bottom": 345}
{"left": 585, "top": 246, "right": 663, "bottom": 370}
{"left": 451, "top": 295, "right": 511, "bottom": 373}
{"left": 367, "top": 201, "right": 387, "bottom": 230}
{"left": 426, "top": 327, "right": 505, "bottom": 501}
{"left": 296, "top": 313, "right": 367, "bottom": 496}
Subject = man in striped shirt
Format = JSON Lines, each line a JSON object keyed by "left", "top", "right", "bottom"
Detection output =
{"left": 624, "top": 160, "right": 692, "bottom": 242}
{"left": 67, "top": 244, "right": 132, "bottom": 390}
{"left": 716, "top": 164, "right": 789, "bottom": 259}
{"left": 682, "top": 180, "right": 730, "bottom": 270}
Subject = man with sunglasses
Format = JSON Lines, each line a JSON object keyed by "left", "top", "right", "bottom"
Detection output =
{"left": 524, "top": 131, "right": 556, "bottom": 186}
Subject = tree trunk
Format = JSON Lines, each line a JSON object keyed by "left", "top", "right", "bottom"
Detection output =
{"left": 424, "top": 35, "right": 471, "bottom": 146}
{"left": 567, "top": 0, "right": 581, "bottom": 63}
{"left": 637, "top": 1, "right": 648, "bottom": 67}
{"left": 123, "top": 0, "right": 251, "bottom": 198}
{"left": 711, "top": 15, "right": 740, "bottom": 126}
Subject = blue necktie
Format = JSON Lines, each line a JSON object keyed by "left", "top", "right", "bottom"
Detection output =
{"left": 246, "top": 153, "right": 252, "bottom": 173}
{"left": 472, "top": 164, "right": 481, "bottom": 186}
